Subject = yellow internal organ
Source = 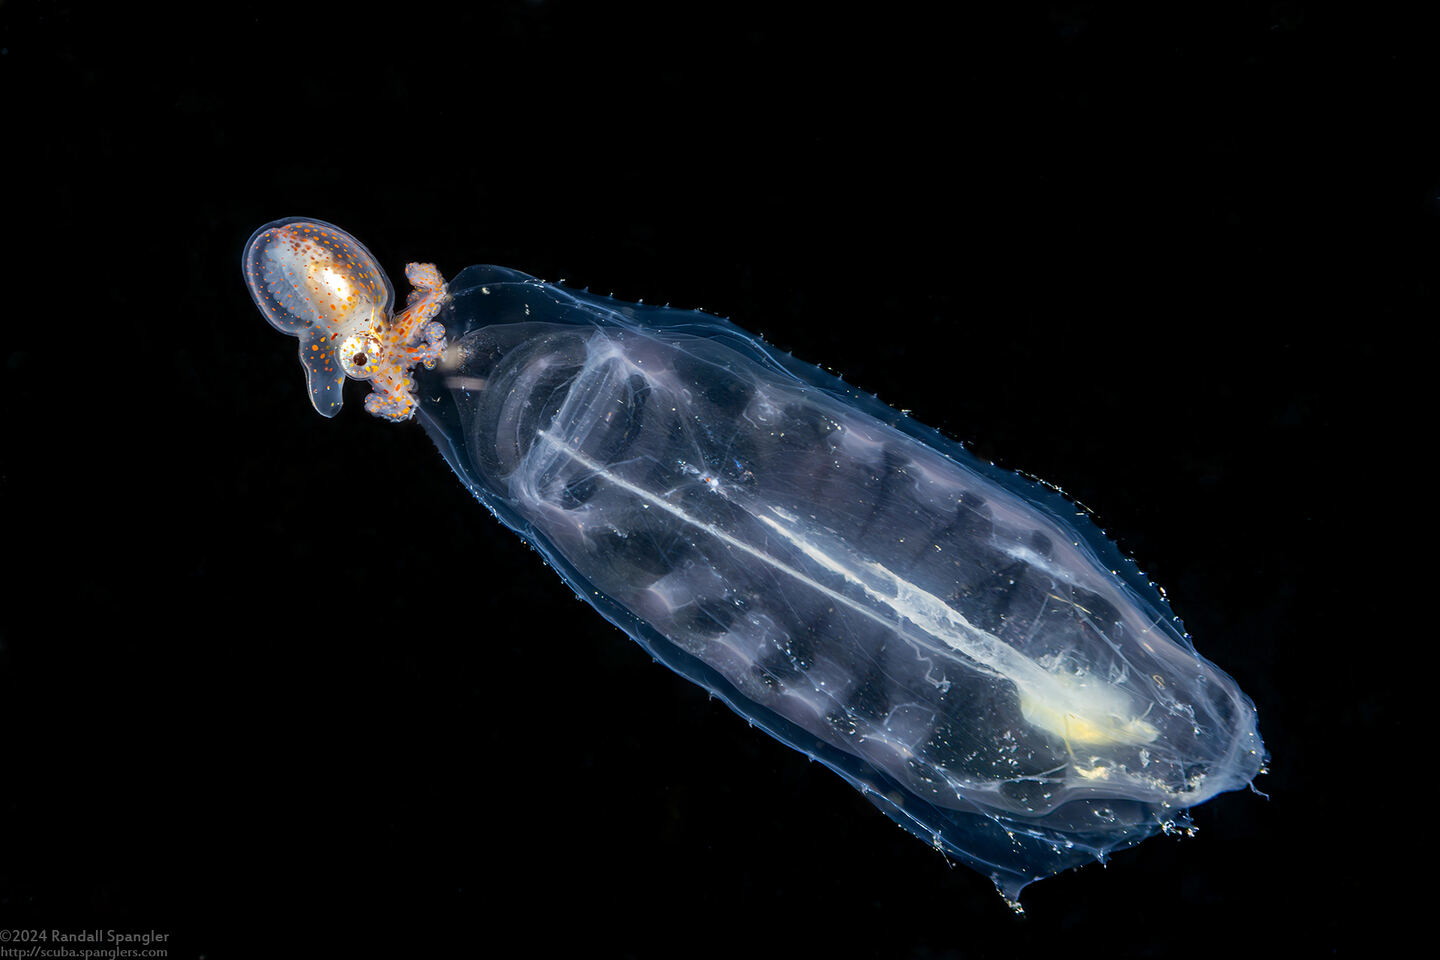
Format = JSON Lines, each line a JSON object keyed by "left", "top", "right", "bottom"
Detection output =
{"left": 1017, "top": 673, "right": 1159, "bottom": 748}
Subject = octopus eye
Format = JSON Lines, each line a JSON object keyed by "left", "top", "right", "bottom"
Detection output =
{"left": 339, "top": 334, "right": 383, "bottom": 380}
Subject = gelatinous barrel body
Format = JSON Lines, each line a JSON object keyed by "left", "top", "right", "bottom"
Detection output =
{"left": 411, "top": 265, "right": 1264, "bottom": 899}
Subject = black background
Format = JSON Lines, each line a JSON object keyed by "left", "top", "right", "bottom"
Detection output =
{"left": 0, "top": 1, "right": 1423, "bottom": 956}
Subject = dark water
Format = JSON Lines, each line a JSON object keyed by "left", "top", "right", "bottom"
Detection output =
{"left": 2, "top": 2, "right": 1422, "bottom": 955}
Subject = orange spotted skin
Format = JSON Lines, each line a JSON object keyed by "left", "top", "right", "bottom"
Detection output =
{"left": 243, "top": 218, "right": 448, "bottom": 421}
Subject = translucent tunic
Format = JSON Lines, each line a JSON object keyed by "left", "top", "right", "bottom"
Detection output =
{"left": 411, "top": 265, "right": 1265, "bottom": 900}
